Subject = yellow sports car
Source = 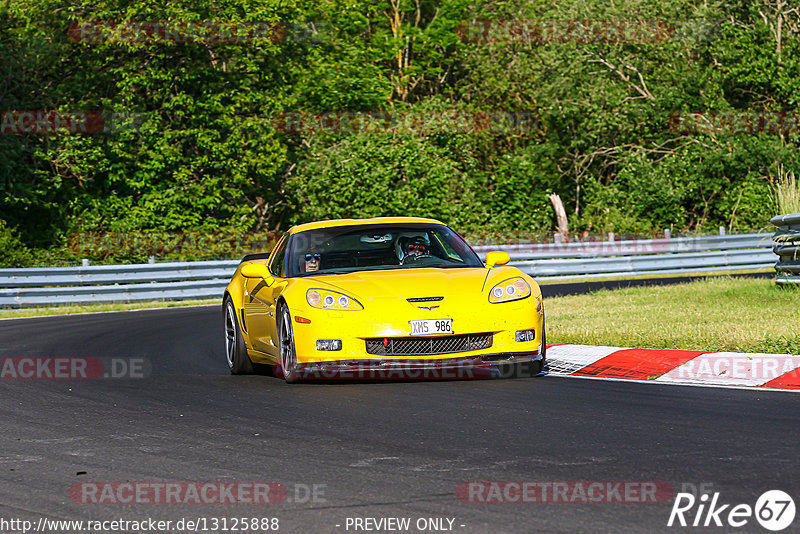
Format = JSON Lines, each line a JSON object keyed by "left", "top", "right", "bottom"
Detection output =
{"left": 222, "top": 217, "right": 545, "bottom": 382}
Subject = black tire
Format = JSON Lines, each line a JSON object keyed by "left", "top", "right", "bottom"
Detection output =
{"left": 535, "top": 315, "right": 547, "bottom": 376}
{"left": 224, "top": 297, "right": 253, "bottom": 375}
{"left": 277, "top": 304, "right": 299, "bottom": 383}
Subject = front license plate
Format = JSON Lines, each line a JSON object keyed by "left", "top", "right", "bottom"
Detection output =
{"left": 409, "top": 319, "right": 453, "bottom": 336}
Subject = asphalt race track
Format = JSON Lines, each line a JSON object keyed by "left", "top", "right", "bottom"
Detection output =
{"left": 1, "top": 306, "right": 798, "bottom": 534}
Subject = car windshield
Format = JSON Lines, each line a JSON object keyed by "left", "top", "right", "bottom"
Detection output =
{"left": 286, "top": 223, "right": 482, "bottom": 277}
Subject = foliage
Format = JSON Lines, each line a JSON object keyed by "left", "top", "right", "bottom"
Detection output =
{"left": 0, "top": 219, "right": 33, "bottom": 267}
{"left": 1, "top": 0, "right": 799, "bottom": 264}
{"left": 286, "top": 133, "right": 487, "bottom": 230}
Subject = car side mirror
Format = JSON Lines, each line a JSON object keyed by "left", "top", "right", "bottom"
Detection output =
{"left": 241, "top": 263, "right": 271, "bottom": 280}
{"left": 485, "top": 251, "right": 510, "bottom": 269}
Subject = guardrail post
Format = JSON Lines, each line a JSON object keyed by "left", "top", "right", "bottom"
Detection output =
{"left": 81, "top": 259, "right": 90, "bottom": 267}
{"left": 664, "top": 229, "right": 671, "bottom": 239}
{"left": 719, "top": 226, "right": 726, "bottom": 236}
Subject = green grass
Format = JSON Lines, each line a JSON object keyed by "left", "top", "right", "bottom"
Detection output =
{"left": 775, "top": 167, "right": 800, "bottom": 215}
{"left": 537, "top": 267, "right": 773, "bottom": 285}
{"left": 546, "top": 277, "right": 800, "bottom": 354}
{"left": 0, "top": 299, "right": 219, "bottom": 319}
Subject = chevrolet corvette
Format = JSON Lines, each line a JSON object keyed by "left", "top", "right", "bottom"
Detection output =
{"left": 223, "top": 217, "right": 545, "bottom": 382}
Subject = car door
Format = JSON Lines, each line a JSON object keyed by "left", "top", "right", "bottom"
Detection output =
{"left": 244, "top": 234, "right": 288, "bottom": 357}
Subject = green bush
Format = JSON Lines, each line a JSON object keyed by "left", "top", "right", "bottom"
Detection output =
{"left": 286, "top": 134, "right": 487, "bottom": 230}
{"left": 0, "top": 219, "right": 33, "bottom": 267}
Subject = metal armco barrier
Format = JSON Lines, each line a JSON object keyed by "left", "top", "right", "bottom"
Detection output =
{"left": 471, "top": 233, "right": 769, "bottom": 259}
{"left": 0, "top": 233, "right": 776, "bottom": 308}
{"left": 771, "top": 213, "right": 800, "bottom": 285}
{"left": 0, "top": 261, "right": 238, "bottom": 308}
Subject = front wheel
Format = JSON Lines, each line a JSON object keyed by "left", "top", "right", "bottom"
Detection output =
{"left": 277, "top": 304, "right": 299, "bottom": 383}
{"left": 224, "top": 297, "right": 253, "bottom": 375}
{"left": 535, "top": 315, "right": 547, "bottom": 376}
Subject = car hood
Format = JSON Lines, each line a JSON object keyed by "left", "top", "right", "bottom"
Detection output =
{"left": 303, "top": 267, "right": 520, "bottom": 303}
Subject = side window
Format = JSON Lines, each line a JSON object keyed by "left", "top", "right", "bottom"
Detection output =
{"left": 269, "top": 234, "right": 289, "bottom": 277}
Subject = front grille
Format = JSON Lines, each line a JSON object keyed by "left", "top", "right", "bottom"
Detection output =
{"left": 365, "top": 333, "right": 493, "bottom": 356}
{"left": 406, "top": 297, "right": 444, "bottom": 303}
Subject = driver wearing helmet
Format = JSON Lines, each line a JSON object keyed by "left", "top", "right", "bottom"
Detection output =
{"left": 397, "top": 235, "right": 429, "bottom": 262}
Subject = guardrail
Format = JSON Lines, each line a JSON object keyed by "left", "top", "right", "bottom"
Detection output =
{"left": 771, "top": 213, "right": 800, "bottom": 285}
{"left": 475, "top": 232, "right": 774, "bottom": 281}
{"left": 471, "top": 233, "right": 770, "bottom": 259}
{"left": 0, "top": 261, "right": 238, "bottom": 308}
{"left": 0, "top": 232, "right": 776, "bottom": 307}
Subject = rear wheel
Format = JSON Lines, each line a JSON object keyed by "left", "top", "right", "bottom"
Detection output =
{"left": 277, "top": 304, "right": 299, "bottom": 383}
{"left": 224, "top": 297, "right": 253, "bottom": 375}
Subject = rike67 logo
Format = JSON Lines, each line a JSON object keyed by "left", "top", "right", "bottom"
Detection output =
{"left": 668, "top": 490, "right": 796, "bottom": 531}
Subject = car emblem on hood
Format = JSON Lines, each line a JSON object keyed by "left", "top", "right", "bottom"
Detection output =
{"left": 406, "top": 297, "right": 444, "bottom": 311}
{"left": 407, "top": 297, "right": 443, "bottom": 310}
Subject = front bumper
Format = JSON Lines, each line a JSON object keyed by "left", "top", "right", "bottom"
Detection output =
{"left": 288, "top": 350, "right": 543, "bottom": 380}
{"left": 291, "top": 304, "right": 544, "bottom": 364}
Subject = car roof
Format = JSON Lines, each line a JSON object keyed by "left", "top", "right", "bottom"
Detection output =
{"left": 289, "top": 217, "right": 446, "bottom": 235}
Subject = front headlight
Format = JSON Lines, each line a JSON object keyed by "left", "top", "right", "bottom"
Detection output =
{"left": 306, "top": 289, "right": 363, "bottom": 310}
{"left": 488, "top": 277, "right": 531, "bottom": 303}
